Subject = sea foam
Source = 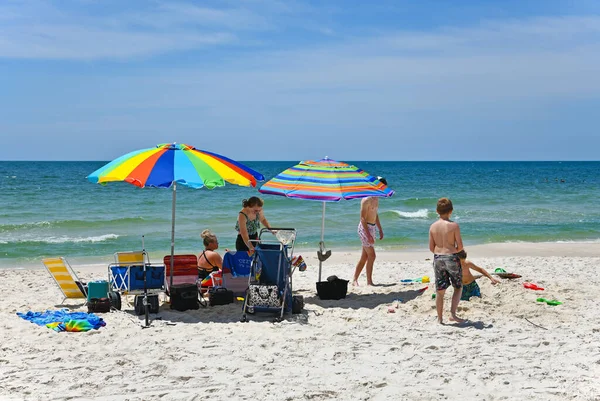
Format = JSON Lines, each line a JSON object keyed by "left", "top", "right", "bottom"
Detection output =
{"left": 25, "top": 234, "right": 120, "bottom": 244}
{"left": 390, "top": 209, "right": 429, "bottom": 219}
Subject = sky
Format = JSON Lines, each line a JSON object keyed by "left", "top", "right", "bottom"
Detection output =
{"left": 1, "top": 0, "right": 599, "bottom": 161}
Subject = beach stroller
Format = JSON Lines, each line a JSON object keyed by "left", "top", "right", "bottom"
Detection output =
{"left": 241, "top": 228, "right": 303, "bottom": 322}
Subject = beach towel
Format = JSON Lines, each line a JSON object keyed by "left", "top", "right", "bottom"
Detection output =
{"left": 17, "top": 310, "right": 106, "bottom": 332}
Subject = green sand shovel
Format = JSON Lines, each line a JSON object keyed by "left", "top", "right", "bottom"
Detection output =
{"left": 536, "top": 298, "right": 562, "bottom": 306}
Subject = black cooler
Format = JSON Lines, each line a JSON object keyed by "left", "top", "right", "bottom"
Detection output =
{"left": 169, "top": 283, "right": 200, "bottom": 311}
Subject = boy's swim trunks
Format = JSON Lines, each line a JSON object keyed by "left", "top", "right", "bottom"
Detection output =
{"left": 460, "top": 280, "right": 481, "bottom": 301}
{"left": 358, "top": 223, "right": 377, "bottom": 248}
{"left": 433, "top": 254, "right": 462, "bottom": 291}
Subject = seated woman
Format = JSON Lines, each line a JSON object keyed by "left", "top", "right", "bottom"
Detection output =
{"left": 197, "top": 230, "right": 223, "bottom": 280}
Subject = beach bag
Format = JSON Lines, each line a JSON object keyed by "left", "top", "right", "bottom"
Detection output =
{"left": 208, "top": 287, "right": 234, "bottom": 306}
{"left": 248, "top": 284, "right": 281, "bottom": 307}
{"left": 316, "top": 276, "right": 348, "bottom": 300}
{"left": 87, "top": 297, "right": 111, "bottom": 313}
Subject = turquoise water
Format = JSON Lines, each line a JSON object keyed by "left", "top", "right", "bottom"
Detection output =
{"left": 1, "top": 161, "right": 598, "bottom": 268}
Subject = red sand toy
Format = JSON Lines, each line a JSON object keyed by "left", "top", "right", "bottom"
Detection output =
{"left": 523, "top": 282, "right": 544, "bottom": 291}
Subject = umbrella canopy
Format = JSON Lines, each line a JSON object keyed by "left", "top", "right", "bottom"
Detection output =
{"left": 88, "top": 143, "right": 261, "bottom": 189}
{"left": 259, "top": 157, "right": 394, "bottom": 281}
{"left": 259, "top": 158, "right": 393, "bottom": 201}
{"left": 88, "top": 143, "right": 264, "bottom": 288}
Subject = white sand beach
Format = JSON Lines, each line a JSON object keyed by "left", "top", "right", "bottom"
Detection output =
{"left": 1, "top": 242, "right": 600, "bottom": 401}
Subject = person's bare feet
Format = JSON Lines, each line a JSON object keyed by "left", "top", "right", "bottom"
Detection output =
{"left": 367, "top": 282, "right": 375, "bottom": 286}
{"left": 352, "top": 280, "right": 359, "bottom": 286}
{"left": 449, "top": 314, "right": 466, "bottom": 323}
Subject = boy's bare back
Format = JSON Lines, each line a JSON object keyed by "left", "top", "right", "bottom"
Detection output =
{"left": 429, "top": 219, "right": 463, "bottom": 255}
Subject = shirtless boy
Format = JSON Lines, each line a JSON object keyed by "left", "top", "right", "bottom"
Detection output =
{"left": 429, "top": 197, "right": 465, "bottom": 324}
{"left": 352, "top": 177, "right": 386, "bottom": 286}
{"left": 457, "top": 250, "right": 499, "bottom": 301}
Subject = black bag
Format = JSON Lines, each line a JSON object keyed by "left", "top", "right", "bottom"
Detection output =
{"left": 316, "top": 275, "right": 349, "bottom": 300}
{"left": 88, "top": 297, "right": 111, "bottom": 313}
{"left": 208, "top": 287, "right": 234, "bottom": 306}
{"left": 134, "top": 294, "right": 160, "bottom": 315}
{"left": 292, "top": 295, "right": 304, "bottom": 314}
{"left": 169, "top": 283, "right": 199, "bottom": 311}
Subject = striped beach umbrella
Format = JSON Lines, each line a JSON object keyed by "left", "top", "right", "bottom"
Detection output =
{"left": 259, "top": 157, "right": 394, "bottom": 281}
{"left": 88, "top": 143, "right": 264, "bottom": 288}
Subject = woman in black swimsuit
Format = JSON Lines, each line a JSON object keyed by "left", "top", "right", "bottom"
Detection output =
{"left": 235, "top": 197, "right": 273, "bottom": 252}
{"left": 197, "top": 230, "right": 223, "bottom": 280}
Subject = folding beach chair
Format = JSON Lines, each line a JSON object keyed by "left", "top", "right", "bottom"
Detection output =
{"left": 114, "top": 251, "right": 149, "bottom": 266}
{"left": 109, "top": 250, "right": 155, "bottom": 295}
{"left": 163, "top": 254, "right": 200, "bottom": 290}
{"left": 42, "top": 257, "right": 87, "bottom": 303}
{"left": 222, "top": 251, "right": 252, "bottom": 297}
{"left": 108, "top": 250, "right": 165, "bottom": 321}
{"left": 163, "top": 254, "right": 205, "bottom": 308}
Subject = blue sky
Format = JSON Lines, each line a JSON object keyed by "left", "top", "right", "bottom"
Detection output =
{"left": 1, "top": 0, "right": 599, "bottom": 161}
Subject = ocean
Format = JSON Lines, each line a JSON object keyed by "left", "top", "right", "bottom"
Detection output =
{"left": 1, "top": 161, "right": 598, "bottom": 269}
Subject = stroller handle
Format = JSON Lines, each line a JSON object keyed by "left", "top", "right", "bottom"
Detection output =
{"left": 259, "top": 227, "right": 296, "bottom": 233}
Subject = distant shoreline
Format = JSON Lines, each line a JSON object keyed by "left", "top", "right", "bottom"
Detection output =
{"left": 4, "top": 240, "right": 599, "bottom": 271}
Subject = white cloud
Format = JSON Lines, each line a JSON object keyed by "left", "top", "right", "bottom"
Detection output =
{"left": 0, "top": 0, "right": 328, "bottom": 60}
{"left": 0, "top": 24, "right": 235, "bottom": 59}
{"left": 120, "top": 15, "right": 600, "bottom": 114}
{"left": 149, "top": 2, "right": 273, "bottom": 30}
{"left": 2, "top": 2, "right": 600, "bottom": 63}
{"left": 0, "top": 1, "right": 252, "bottom": 60}
{"left": 1, "top": 5, "right": 600, "bottom": 160}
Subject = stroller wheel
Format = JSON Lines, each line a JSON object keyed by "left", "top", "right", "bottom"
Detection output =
{"left": 108, "top": 291, "right": 121, "bottom": 311}
{"left": 240, "top": 315, "right": 248, "bottom": 323}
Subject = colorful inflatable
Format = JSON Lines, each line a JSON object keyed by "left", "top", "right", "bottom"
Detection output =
{"left": 200, "top": 270, "right": 222, "bottom": 287}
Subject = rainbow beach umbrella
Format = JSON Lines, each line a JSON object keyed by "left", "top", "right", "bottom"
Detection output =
{"left": 259, "top": 157, "right": 393, "bottom": 281}
{"left": 88, "top": 143, "right": 264, "bottom": 288}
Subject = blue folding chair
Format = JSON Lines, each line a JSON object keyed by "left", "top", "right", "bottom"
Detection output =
{"left": 222, "top": 251, "right": 252, "bottom": 296}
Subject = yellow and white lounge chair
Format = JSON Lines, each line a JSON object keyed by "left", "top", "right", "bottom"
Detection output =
{"left": 42, "top": 257, "right": 87, "bottom": 303}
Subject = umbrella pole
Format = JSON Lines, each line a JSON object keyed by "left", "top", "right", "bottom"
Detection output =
{"left": 318, "top": 202, "right": 326, "bottom": 282}
{"left": 170, "top": 182, "right": 176, "bottom": 291}
{"left": 141, "top": 235, "right": 149, "bottom": 328}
